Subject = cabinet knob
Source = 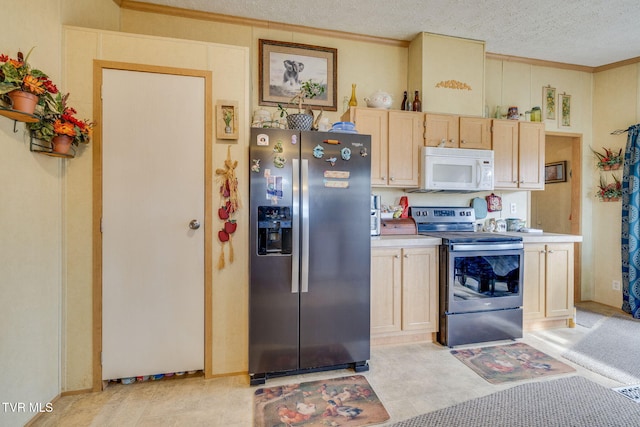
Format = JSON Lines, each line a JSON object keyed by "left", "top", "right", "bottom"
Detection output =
{"left": 461, "top": 140, "right": 466, "bottom": 144}
{"left": 381, "top": 176, "right": 386, "bottom": 180}
{"left": 394, "top": 255, "right": 400, "bottom": 258}
{"left": 519, "top": 179, "right": 525, "bottom": 183}
{"left": 449, "top": 139, "right": 456, "bottom": 144}
{"left": 548, "top": 250, "right": 554, "bottom": 253}
{"left": 404, "top": 254, "right": 409, "bottom": 258}
{"left": 390, "top": 176, "right": 395, "bottom": 181}
{"left": 540, "top": 250, "right": 546, "bottom": 253}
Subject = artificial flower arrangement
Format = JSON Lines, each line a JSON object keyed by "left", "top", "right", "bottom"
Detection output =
{"left": 596, "top": 174, "right": 622, "bottom": 201}
{"left": 27, "top": 91, "right": 94, "bottom": 148}
{"left": 0, "top": 48, "right": 56, "bottom": 97}
{"left": 0, "top": 47, "right": 94, "bottom": 154}
{"left": 592, "top": 147, "right": 623, "bottom": 170}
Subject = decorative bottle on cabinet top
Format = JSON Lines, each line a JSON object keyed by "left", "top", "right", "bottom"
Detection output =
{"left": 412, "top": 90, "right": 421, "bottom": 112}
{"left": 401, "top": 91, "right": 408, "bottom": 111}
{"left": 349, "top": 84, "right": 358, "bottom": 107}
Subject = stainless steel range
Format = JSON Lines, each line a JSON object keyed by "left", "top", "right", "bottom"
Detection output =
{"left": 410, "top": 206, "right": 524, "bottom": 347}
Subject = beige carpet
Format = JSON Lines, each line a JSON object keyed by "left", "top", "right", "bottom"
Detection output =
{"left": 564, "top": 315, "right": 640, "bottom": 384}
{"left": 390, "top": 376, "right": 640, "bottom": 427}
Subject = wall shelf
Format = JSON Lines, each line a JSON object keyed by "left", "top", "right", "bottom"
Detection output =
{"left": 0, "top": 106, "right": 40, "bottom": 123}
{"left": 29, "top": 135, "right": 76, "bottom": 159}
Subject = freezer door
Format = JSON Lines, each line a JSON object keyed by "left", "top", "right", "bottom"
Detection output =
{"left": 248, "top": 128, "right": 300, "bottom": 375}
{"left": 299, "top": 131, "right": 372, "bottom": 369}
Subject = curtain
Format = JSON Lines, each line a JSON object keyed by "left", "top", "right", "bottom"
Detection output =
{"left": 621, "top": 124, "right": 640, "bottom": 318}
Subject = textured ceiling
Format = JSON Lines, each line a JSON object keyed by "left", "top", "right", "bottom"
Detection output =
{"left": 132, "top": 0, "right": 640, "bottom": 67}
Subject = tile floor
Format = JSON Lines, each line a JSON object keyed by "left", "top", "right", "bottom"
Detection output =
{"left": 31, "top": 302, "right": 627, "bottom": 426}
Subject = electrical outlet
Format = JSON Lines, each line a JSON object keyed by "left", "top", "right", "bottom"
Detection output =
{"left": 510, "top": 203, "right": 517, "bottom": 214}
{"left": 612, "top": 280, "right": 621, "bottom": 291}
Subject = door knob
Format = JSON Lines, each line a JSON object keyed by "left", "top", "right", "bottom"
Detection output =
{"left": 189, "top": 219, "right": 200, "bottom": 230}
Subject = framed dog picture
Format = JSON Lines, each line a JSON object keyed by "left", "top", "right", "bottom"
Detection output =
{"left": 259, "top": 39, "right": 337, "bottom": 111}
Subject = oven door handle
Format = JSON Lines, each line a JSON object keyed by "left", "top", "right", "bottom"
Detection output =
{"left": 451, "top": 242, "right": 523, "bottom": 251}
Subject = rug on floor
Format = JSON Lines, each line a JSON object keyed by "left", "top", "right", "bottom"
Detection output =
{"left": 451, "top": 342, "right": 575, "bottom": 384}
{"left": 613, "top": 384, "right": 640, "bottom": 403}
{"left": 389, "top": 376, "right": 640, "bottom": 427}
{"left": 253, "top": 375, "right": 390, "bottom": 427}
{"left": 563, "top": 314, "right": 640, "bottom": 384}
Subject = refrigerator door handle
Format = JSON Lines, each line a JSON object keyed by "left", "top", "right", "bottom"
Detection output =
{"left": 291, "top": 159, "right": 300, "bottom": 293}
{"left": 301, "top": 159, "right": 310, "bottom": 293}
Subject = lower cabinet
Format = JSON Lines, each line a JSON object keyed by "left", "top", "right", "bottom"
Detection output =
{"left": 523, "top": 243, "right": 574, "bottom": 326}
{"left": 370, "top": 246, "right": 438, "bottom": 342}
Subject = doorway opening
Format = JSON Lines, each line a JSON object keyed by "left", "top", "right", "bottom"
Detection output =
{"left": 531, "top": 132, "right": 582, "bottom": 302}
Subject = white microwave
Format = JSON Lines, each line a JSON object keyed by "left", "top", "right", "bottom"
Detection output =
{"left": 414, "top": 146, "right": 494, "bottom": 192}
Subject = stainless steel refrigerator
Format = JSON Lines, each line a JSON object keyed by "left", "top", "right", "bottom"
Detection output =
{"left": 249, "top": 128, "right": 371, "bottom": 385}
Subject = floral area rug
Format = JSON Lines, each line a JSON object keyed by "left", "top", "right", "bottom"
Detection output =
{"left": 451, "top": 342, "right": 575, "bottom": 384}
{"left": 253, "top": 375, "right": 390, "bottom": 427}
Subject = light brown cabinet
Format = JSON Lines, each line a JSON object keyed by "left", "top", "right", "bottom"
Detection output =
{"left": 370, "top": 246, "right": 438, "bottom": 341}
{"left": 343, "top": 107, "right": 423, "bottom": 187}
{"left": 523, "top": 243, "right": 574, "bottom": 325}
{"left": 425, "top": 113, "right": 491, "bottom": 149}
{"left": 493, "top": 120, "right": 545, "bottom": 190}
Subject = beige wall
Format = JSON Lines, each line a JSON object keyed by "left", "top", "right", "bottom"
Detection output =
{"left": 62, "top": 27, "right": 250, "bottom": 390}
{"left": 1, "top": 1, "right": 120, "bottom": 424}
{"left": 592, "top": 64, "right": 640, "bottom": 306}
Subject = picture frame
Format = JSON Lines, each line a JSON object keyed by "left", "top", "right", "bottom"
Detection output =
{"left": 259, "top": 39, "right": 337, "bottom": 111}
{"left": 545, "top": 161, "right": 567, "bottom": 183}
{"left": 216, "top": 100, "right": 238, "bottom": 140}
{"left": 559, "top": 92, "right": 571, "bottom": 127}
{"left": 543, "top": 85, "right": 556, "bottom": 120}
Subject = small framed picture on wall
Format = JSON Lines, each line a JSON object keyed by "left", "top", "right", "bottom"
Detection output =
{"left": 543, "top": 85, "right": 556, "bottom": 120}
{"left": 216, "top": 100, "right": 238, "bottom": 140}
{"left": 559, "top": 93, "right": 571, "bottom": 127}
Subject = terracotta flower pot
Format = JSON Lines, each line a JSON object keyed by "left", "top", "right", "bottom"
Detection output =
{"left": 7, "top": 90, "right": 38, "bottom": 115}
{"left": 52, "top": 135, "right": 73, "bottom": 154}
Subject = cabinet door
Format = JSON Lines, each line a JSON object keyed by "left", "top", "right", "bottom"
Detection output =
{"left": 523, "top": 243, "right": 546, "bottom": 321}
{"left": 371, "top": 247, "right": 402, "bottom": 334}
{"left": 425, "top": 113, "right": 459, "bottom": 147}
{"left": 492, "top": 119, "right": 519, "bottom": 189}
{"left": 351, "top": 108, "right": 388, "bottom": 186}
{"left": 387, "top": 111, "right": 423, "bottom": 187}
{"left": 545, "top": 243, "right": 574, "bottom": 318}
{"left": 518, "top": 122, "right": 545, "bottom": 190}
{"left": 401, "top": 247, "right": 438, "bottom": 331}
{"left": 459, "top": 117, "right": 491, "bottom": 149}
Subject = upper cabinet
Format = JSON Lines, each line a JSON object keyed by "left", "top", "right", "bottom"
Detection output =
{"left": 493, "top": 120, "right": 545, "bottom": 190}
{"left": 342, "top": 107, "right": 423, "bottom": 187}
{"left": 425, "top": 113, "right": 491, "bottom": 149}
{"left": 408, "top": 33, "right": 485, "bottom": 116}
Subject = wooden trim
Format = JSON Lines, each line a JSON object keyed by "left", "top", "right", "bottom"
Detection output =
{"left": 571, "top": 135, "right": 583, "bottom": 303}
{"left": 486, "top": 52, "right": 595, "bottom": 73}
{"left": 203, "top": 71, "right": 213, "bottom": 379}
{"left": 60, "top": 388, "right": 92, "bottom": 397}
{"left": 118, "top": 0, "right": 409, "bottom": 48}
{"left": 594, "top": 56, "right": 640, "bottom": 73}
{"left": 92, "top": 60, "right": 104, "bottom": 392}
{"left": 92, "top": 60, "right": 213, "bottom": 389}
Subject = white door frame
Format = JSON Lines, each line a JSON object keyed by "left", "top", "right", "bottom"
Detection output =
{"left": 92, "top": 61, "right": 213, "bottom": 390}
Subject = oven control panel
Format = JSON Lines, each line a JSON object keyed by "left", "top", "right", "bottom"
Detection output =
{"left": 409, "top": 206, "right": 476, "bottom": 224}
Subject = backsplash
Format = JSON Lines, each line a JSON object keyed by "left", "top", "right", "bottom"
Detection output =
{"left": 373, "top": 187, "right": 530, "bottom": 230}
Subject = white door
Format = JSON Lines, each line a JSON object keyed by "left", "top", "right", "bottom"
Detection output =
{"left": 101, "top": 68, "right": 205, "bottom": 380}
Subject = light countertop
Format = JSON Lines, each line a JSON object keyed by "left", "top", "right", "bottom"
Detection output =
{"left": 371, "top": 232, "right": 582, "bottom": 247}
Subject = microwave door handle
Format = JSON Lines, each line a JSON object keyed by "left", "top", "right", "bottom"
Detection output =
{"left": 476, "top": 160, "right": 481, "bottom": 186}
